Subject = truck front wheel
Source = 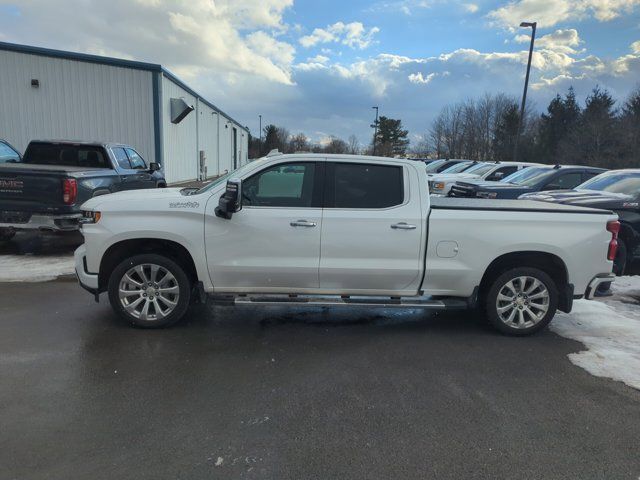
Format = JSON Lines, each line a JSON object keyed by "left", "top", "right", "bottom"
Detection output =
{"left": 107, "top": 254, "right": 191, "bottom": 328}
{"left": 485, "top": 267, "right": 558, "bottom": 336}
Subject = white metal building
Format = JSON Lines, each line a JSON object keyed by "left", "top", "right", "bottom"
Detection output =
{"left": 0, "top": 41, "right": 249, "bottom": 184}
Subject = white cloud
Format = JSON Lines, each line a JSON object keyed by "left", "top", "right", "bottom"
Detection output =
{"left": 0, "top": 0, "right": 296, "bottom": 84}
{"left": 463, "top": 3, "right": 479, "bottom": 13}
{"left": 516, "top": 29, "right": 582, "bottom": 55}
{"left": 632, "top": 41, "right": 640, "bottom": 54}
{"left": 488, "top": 0, "right": 640, "bottom": 28}
{"left": 307, "top": 54, "right": 330, "bottom": 64}
{"left": 299, "top": 21, "right": 380, "bottom": 49}
{"left": 408, "top": 72, "right": 436, "bottom": 84}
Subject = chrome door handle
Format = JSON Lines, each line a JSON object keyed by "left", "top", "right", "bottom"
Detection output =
{"left": 391, "top": 222, "right": 416, "bottom": 230}
{"left": 290, "top": 219, "right": 317, "bottom": 227}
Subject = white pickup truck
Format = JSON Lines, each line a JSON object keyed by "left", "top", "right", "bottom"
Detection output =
{"left": 75, "top": 154, "right": 618, "bottom": 335}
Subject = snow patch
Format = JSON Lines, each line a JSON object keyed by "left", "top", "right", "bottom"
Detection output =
{"left": 551, "top": 276, "right": 640, "bottom": 390}
{"left": 0, "top": 254, "right": 74, "bottom": 282}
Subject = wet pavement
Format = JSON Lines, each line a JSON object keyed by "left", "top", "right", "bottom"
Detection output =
{"left": 1, "top": 279, "right": 639, "bottom": 479}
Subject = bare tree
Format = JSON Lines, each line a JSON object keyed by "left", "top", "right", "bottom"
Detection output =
{"left": 289, "top": 133, "right": 310, "bottom": 153}
{"left": 347, "top": 135, "right": 360, "bottom": 154}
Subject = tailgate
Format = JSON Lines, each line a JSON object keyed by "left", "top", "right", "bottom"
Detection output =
{"left": 0, "top": 166, "right": 67, "bottom": 213}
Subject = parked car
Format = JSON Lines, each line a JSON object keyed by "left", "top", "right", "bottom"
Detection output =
{"left": 521, "top": 169, "right": 640, "bottom": 276}
{"left": 75, "top": 153, "right": 617, "bottom": 335}
{"left": 428, "top": 161, "right": 538, "bottom": 196}
{"left": 0, "top": 139, "right": 21, "bottom": 163}
{"left": 0, "top": 140, "right": 165, "bottom": 240}
{"left": 424, "top": 159, "right": 474, "bottom": 174}
{"left": 449, "top": 165, "right": 606, "bottom": 199}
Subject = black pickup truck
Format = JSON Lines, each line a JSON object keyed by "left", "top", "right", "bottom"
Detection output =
{"left": 0, "top": 140, "right": 165, "bottom": 240}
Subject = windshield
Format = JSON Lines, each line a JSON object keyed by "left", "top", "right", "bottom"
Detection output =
{"left": 502, "top": 167, "right": 553, "bottom": 186}
{"left": 466, "top": 164, "right": 495, "bottom": 177}
{"left": 441, "top": 161, "right": 474, "bottom": 174}
{"left": 578, "top": 172, "right": 640, "bottom": 196}
{"left": 195, "top": 160, "right": 262, "bottom": 194}
{"left": 424, "top": 160, "right": 447, "bottom": 173}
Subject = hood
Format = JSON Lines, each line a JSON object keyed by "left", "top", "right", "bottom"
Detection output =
{"left": 457, "top": 179, "right": 530, "bottom": 190}
{"left": 520, "top": 189, "right": 637, "bottom": 209}
{"left": 429, "top": 172, "right": 480, "bottom": 182}
{"left": 81, "top": 187, "right": 188, "bottom": 210}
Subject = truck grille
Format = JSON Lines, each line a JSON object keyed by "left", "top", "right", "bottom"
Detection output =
{"left": 449, "top": 185, "right": 475, "bottom": 198}
{"left": 0, "top": 211, "right": 32, "bottom": 224}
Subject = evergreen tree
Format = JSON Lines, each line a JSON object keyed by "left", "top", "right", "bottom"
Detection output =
{"left": 374, "top": 116, "right": 409, "bottom": 157}
{"left": 538, "top": 87, "right": 581, "bottom": 163}
{"left": 492, "top": 103, "right": 520, "bottom": 162}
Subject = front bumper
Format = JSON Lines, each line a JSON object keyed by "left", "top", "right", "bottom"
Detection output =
{"left": 585, "top": 273, "right": 616, "bottom": 300}
{"left": 74, "top": 244, "right": 99, "bottom": 293}
{"left": 0, "top": 213, "right": 82, "bottom": 232}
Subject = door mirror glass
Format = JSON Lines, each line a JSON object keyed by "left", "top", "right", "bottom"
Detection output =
{"left": 215, "top": 179, "right": 242, "bottom": 219}
{"left": 149, "top": 162, "right": 160, "bottom": 172}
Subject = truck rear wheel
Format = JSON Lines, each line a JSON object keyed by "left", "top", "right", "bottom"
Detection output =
{"left": 485, "top": 267, "right": 558, "bottom": 336}
{"left": 107, "top": 254, "right": 191, "bottom": 328}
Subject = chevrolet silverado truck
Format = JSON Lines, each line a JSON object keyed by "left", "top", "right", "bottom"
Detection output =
{"left": 75, "top": 154, "right": 618, "bottom": 335}
{"left": 0, "top": 140, "right": 165, "bottom": 239}
{"left": 449, "top": 164, "right": 606, "bottom": 199}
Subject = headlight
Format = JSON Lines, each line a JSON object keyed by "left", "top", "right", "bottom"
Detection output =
{"left": 80, "top": 210, "right": 101, "bottom": 224}
{"left": 477, "top": 192, "right": 497, "bottom": 199}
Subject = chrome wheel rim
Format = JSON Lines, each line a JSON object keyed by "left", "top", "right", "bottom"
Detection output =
{"left": 496, "top": 276, "right": 550, "bottom": 329}
{"left": 118, "top": 264, "right": 179, "bottom": 321}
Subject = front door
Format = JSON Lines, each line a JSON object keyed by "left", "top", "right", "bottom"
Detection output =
{"left": 205, "top": 160, "right": 324, "bottom": 292}
{"left": 319, "top": 161, "right": 424, "bottom": 295}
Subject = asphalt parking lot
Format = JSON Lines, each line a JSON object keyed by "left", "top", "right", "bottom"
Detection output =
{"left": 1, "top": 278, "right": 640, "bottom": 480}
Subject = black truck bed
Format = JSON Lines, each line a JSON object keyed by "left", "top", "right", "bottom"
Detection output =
{"left": 430, "top": 196, "right": 614, "bottom": 215}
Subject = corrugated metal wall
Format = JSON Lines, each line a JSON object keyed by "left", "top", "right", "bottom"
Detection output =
{"left": 0, "top": 49, "right": 155, "bottom": 162}
{"left": 161, "top": 73, "right": 249, "bottom": 183}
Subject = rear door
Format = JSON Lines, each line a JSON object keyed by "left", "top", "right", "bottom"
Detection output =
{"left": 319, "top": 161, "right": 424, "bottom": 294}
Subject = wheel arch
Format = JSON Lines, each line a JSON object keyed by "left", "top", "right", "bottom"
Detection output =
{"left": 98, "top": 238, "right": 198, "bottom": 291}
{"left": 478, "top": 251, "right": 571, "bottom": 313}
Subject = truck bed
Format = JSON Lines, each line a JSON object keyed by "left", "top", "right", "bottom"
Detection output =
{"left": 430, "top": 197, "right": 614, "bottom": 215}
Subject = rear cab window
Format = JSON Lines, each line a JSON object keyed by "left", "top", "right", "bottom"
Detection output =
{"left": 23, "top": 143, "right": 111, "bottom": 169}
{"left": 326, "top": 162, "right": 404, "bottom": 208}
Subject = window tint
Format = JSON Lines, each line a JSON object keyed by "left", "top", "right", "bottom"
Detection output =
{"left": 545, "top": 172, "right": 582, "bottom": 190}
{"left": 0, "top": 142, "right": 20, "bottom": 163}
{"left": 113, "top": 148, "right": 132, "bottom": 169}
{"left": 243, "top": 162, "right": 317, "bottom": 207}
{"left": 331, "top": 163, "right": 403, "bottom": 209}
{"left": 125, "top": 148, "right": 146, "bottom": 169}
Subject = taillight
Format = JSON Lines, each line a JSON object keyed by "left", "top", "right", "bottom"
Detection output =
{"left": 606, "top": 220, "right": 620, "bottom": 261}
{"left": 62, "top": 178, "right": 78, "bottom": 205}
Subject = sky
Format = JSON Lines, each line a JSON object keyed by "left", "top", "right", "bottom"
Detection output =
{"left": 0, "top": 0, "right": 639, "bottom": 147}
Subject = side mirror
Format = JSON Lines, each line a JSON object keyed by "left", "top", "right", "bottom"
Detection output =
{"left": 149, "top": 162, "right": 161, "bottom": 172}
{"left": 215, "top": 179, "right": 242, "bottom": 219}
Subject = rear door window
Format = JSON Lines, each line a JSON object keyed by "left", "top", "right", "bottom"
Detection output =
{"left": 327, "top": 163, "right": 404, "bottom": 208}
{"left": 486, "top": 166, "right": 517, "bottom": 181}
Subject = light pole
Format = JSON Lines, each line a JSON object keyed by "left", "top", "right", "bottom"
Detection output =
{"left": 258, "top": 114, "right": 262, "bottom": 154}
{"left": 371, "top": 106, "right": 379, "bottom": 156}
{"left": 513, "top": 21, "right": 537, "bottom": 163}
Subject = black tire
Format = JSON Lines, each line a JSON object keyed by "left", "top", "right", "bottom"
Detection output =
{"left": 108, "top": 254, "right": 191, "bottom": 328}
{"left": 485, "top": 267, "right": 558, "bottom": 336}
